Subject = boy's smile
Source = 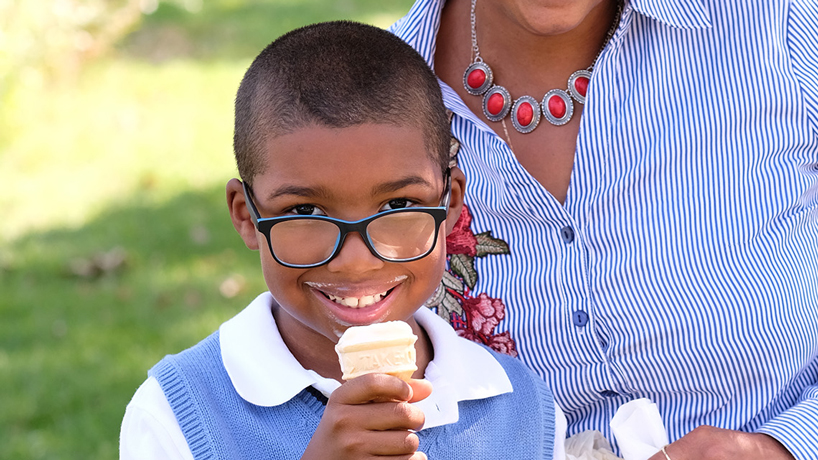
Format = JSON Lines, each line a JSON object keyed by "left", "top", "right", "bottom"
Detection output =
{"left": 305, "top": 276, "right": 406, "bottom": 309}
{"left": 303, "top": 276, "right": 409, "bottom": 329}
{"left": 227, "top": 122, "right": 465, "bottom": 379}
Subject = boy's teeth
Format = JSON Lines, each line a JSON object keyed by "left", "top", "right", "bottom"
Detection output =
{"left": 342, "top": 297, "right": 357, "bottom": 307}
{"left": 327, "top": 291, "right": 387, "bottom": 308}
{"left": 360, "top": 295, "right": 374, "bottom": 305}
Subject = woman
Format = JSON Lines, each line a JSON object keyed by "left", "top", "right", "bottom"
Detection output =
{"left": 390, "top": 0, "right": 818, "bottom": 458}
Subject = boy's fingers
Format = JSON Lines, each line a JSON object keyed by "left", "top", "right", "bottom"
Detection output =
{"left": 327, "top": 374, "right": 426, "bottom": 432}
{"left": 407, "top": 379, "right": 433, "bottom": 403}
{"left": 351, "top": 401, "right": 425, "bottom": 432}
{"left": 360, "top": 430, "right": 421, "bottom": 456}
{"left": 332, "top": 373, "right": 413, "bottom": 405}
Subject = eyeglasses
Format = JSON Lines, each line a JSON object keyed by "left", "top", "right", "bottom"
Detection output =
{"left": 243, "top": 170, "right": 452, "bottom": 268}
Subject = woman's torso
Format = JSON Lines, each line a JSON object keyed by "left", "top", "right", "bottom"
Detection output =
{"left": 392, "top": 0, "right": 818, "bottom": 443}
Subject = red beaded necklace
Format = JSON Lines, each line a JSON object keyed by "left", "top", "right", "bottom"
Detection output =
{"left": 462, "top": 0, "right": 622, "bottom": 133}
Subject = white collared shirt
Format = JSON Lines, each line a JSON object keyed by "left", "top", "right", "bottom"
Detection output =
{"left": 120, "top": 292, "right": 567, "bottom": 459}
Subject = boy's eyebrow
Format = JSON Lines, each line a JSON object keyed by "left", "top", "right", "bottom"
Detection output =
{"left": 265, "top": 176, "right": 434, "bottom": 201}
{"left": 371, "top": 176, "right": 435, "bottom": 195}
{"left": 266, "top": 185, "right": 331, "bottom": 200}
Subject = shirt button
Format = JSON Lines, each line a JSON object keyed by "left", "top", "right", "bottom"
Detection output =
{"left": 560, "top": 226, "right": 575, "bottom": 244}
{"left": 572, "top": 310, "right": 589, "bottom": 327}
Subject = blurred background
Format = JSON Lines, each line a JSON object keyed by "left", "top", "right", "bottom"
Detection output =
{"left": 0, "top": 0, "right": 414, "bottom": 457}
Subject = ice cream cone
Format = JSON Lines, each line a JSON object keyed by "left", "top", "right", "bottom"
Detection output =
{"left": 335, "top": 321, "right": 418, "bottom": 381}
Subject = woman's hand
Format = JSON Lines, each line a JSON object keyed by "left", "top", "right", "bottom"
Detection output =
{"left": 301, "top": 374, "right": 433, "bottom": 460}
{"left": 648, "top": 426, "right": 795, "bottom": 460}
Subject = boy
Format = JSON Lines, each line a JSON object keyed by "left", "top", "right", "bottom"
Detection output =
{"left": 120, "top": 21, "right": 561, "bottom": 459}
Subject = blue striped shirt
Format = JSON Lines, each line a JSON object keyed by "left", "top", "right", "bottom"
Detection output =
{"left": 391, "top": 0, "right": 818, "bottom": 457}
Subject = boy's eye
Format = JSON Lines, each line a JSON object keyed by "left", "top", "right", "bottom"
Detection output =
{"left": 382, "top": 198, "right": 411, "bottom": 211}
{"left": 290, "top": 204, "right": 325, "bottom": 216}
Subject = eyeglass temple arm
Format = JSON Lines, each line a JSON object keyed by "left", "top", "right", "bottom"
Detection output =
{"left": 241, "top": 181, "right": 261, "bottom": 227}
{"left": 442, "top": 168, "right": 453, "bottom": 211}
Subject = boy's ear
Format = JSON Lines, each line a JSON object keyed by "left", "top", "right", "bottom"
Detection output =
{"left": 226, "top": 178, "right": 260, "bottom": 251}
{"left": 444, "top": 166, "right": 467, "bottom": 235}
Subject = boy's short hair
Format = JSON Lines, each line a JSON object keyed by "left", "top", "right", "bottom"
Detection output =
{"left": 234, "top": 21, "right": 450, "bottom": 184}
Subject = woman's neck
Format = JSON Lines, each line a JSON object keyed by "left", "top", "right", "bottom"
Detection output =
{"left": 433, "top": 0, "right": 621, "bottom": 204}
{"left": 437, "top": 0, "right": 620, "bottom": 90}
{"left": 479, "top": 0, "right": 618, "bottom": 74}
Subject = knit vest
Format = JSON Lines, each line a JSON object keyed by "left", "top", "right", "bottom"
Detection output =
{"left": 149, "top": 331, "right": 556, "bottom": 459}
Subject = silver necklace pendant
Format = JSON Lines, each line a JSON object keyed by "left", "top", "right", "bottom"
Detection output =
{"left": 463, "top": 61, "right": 493, "bottom": 95}
{"left": 511, "top": 95, "right": 541, "bottom": 133}
{"left": 542, "top": 89, "right": 574, "bottom": 126}
{"left": 567, "top": 69, "right": 592, "bottom": 104}
{"left": 482, "top": 85, "right": 511, "bottom": 122}
{"left": 464, "top": 0, "right": 622, "bottom": 132}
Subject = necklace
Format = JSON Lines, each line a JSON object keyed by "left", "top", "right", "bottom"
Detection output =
{"left": 463, "top": 0, "right": 622, "bottom": 133}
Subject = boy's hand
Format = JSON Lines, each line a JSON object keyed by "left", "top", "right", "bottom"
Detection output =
{"left": 302, "top": 374, "right": 433, "bottom": 460}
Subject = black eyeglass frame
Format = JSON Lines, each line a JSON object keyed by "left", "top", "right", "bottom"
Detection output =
{"left": 242, "top": 169, "right": 452, "bottom": 268}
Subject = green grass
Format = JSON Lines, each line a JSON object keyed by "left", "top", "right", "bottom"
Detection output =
{"left": 0, "top": 0, "right": 413, "bottom": 457}
{"left": 1, "top": 186, "right": 265, "bottom": 458}
{"left": 0, "top": 58, "right": 242, "bottom": 242}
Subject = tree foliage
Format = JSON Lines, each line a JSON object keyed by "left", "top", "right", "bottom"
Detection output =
{"left": 0, "top": 0, "right": 157, "bottom": 92}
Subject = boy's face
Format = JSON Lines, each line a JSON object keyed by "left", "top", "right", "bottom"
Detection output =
{"left": 227, "top": 123, "right": 465, "bottom": 353}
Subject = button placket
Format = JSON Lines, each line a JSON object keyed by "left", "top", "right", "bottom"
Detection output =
{"left": 557, "top": 219, "right": 630, "bottom": 398}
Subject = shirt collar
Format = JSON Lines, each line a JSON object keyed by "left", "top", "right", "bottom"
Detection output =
{"left": 393, "top": 0, "right": 712, "bottom": 65}
{"left": 219, "top": 292, "right": 334, "bottom": 407}
{"left": 219, "top": 292, "right": 512, "bottom": 429}
{"left": 392, "top": 0, "right": 713, "bottom": 141}
{"left": 628, "top": 0, "right": 712, "bottom": 30}
{"left": 389, "top": 0, "right": 443, "bottom": 69}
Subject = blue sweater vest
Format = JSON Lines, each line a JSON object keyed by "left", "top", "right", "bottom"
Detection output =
{"left": 150, "top": 331, "right": 556, "bottom": 459}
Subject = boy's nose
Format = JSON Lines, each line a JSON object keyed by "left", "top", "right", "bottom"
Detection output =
{"left": 325, "top": 232, "right": 384, "bottom": 273}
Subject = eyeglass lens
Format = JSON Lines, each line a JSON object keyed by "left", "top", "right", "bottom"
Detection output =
{"left": 367, "top": 211, "right": 438, "bottom": 259}
{"left": 268, "top": 211, "right": 438, "bottom": 266}
{"left": 268, "top": 219, "right": 338, "bottom": 266}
